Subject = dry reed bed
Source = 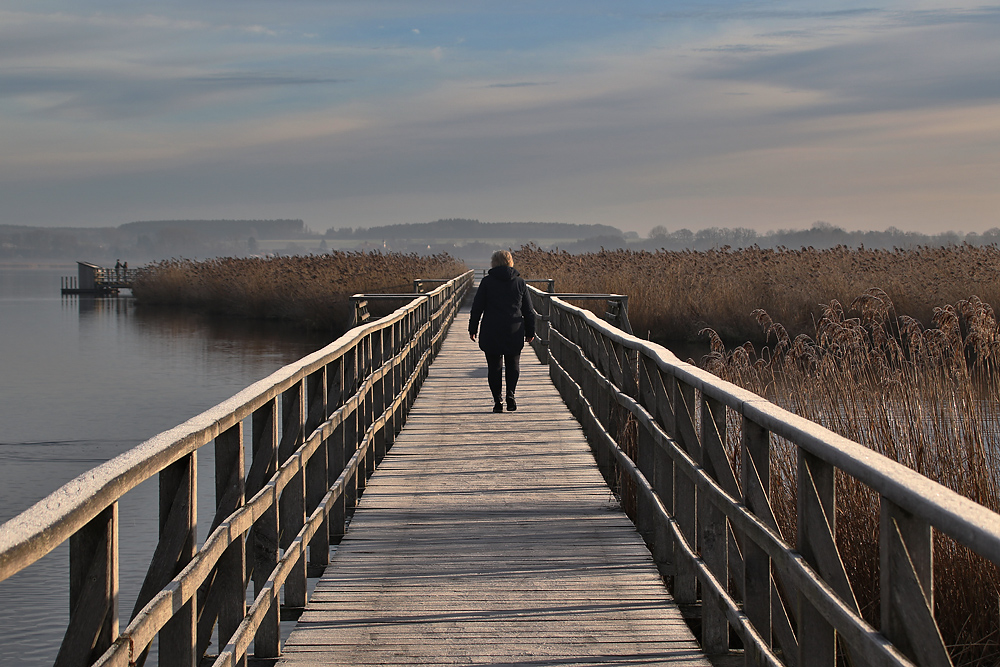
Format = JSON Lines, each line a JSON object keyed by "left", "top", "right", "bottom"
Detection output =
{"left": 513, "top": 244, "right": 1000, "bottom": 344}
{"left": 132, "top": 252, "right": 467, "bottom": 333}
{"left": 515, "top": 244, "right": 1000, "bottom": 664}
{"left": 702, "top": 291, "right": 1000, "bottom": 665}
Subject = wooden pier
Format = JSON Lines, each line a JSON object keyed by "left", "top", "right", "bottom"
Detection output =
{"left": 4, "top": 269, "right": 1000, "bottom": 667}
{"left": 61, "top": 261, "right": 137, "bottom": 295}
{"left": 276, "top": 313, "right": 710, "bottom": 666}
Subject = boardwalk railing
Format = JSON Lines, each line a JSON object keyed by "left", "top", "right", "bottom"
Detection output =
{"left": 531, "top": 285, "right": 1000, "bottom": 667}
{"left": 0, "top": 270, "right": 473, "bottom": 667}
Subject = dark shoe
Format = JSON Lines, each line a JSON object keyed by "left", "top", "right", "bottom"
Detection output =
{"left": 506, "top": 397, "right": 517, "bottom": 412}
{"left": 493, "top": 401, "right": 504, "bottom": 413}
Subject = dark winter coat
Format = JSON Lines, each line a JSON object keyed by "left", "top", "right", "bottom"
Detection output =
{"left": 469, "top": 266, "right": 536, "bottom": 355}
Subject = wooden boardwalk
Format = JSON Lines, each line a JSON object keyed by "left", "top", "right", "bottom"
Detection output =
{"left": 277, "top": 308, "right": 711, "bottom": 666}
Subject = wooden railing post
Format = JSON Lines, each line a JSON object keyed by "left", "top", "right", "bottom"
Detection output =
{"left": 699, "top": 395, "right": 729, "bottom": 655}
{"left": 344, "top": 347, "right": 359, "bottom": 516}
{"left": 158, "top": 452, "right": 198, "bottom": 667}
{"left": 280, "top": 380, "right": 307, "bottom": 610}
{"left": 328, "top": 357, "right": 347, "bottom": 545}
{"left": 384, "top": 324, "right": 396, "bottom": 445}
{"left": 250, "top": 399, "right": 280, "bottom": 658}
{"left": 57, "top": 504, "right": 118, "bottom": 667}
{"left": 796, "top": 450, "right": 836, "bottom": 667}
{"left": 880, "top": 497, "right": 951, "bottom": 666}
{"left": 373, "top": 328, "right": 387, "bottom": 465}
{"left": 537, "top": 293, "right": 551, "bottom": 364}
{"left": 306, "top": 368, "right": 330, "bottom": 573}
{"left": 670, "top": 375, "right": 698, "bottom": 603}
{"left": 742, "top": 419, "right": 772, "bottom": 660}
{"left": 635, "top": 383, "right": 656, "bottom": 549}
{"left": 648, "top": 362, "right": 676, "bottom": 580}
{"left": 388, "top": 321, "right": 400, "bottom": 443}
{"left": 215, "top": 422, "right": 247, "bottom": 667}
{"left": 360, "top": 334, "right": 375, "bottom": 486}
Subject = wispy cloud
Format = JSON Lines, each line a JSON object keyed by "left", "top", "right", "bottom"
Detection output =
{"left": 0, "top": 2, "right": 998, "bottom": 233}
{"left": 485, "top": 82, "right": 554, "bottom": 88}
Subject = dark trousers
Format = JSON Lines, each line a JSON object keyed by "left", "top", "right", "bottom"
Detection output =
{"left": 485, "top": 352, "right": 520, "bottom": 402}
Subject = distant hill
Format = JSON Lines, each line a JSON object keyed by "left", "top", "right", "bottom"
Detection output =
{"left": 119, "top": 219, "right": 307, "bottom": 240}
{"left": 325, "top": 219, "right": 623, "bottom": 240}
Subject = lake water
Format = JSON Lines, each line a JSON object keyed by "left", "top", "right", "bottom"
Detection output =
{"left": 0, "top": 263, "right": 330, "bottom": 666}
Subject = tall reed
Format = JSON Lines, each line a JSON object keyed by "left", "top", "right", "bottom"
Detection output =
{"left": 132, "top": 252, "right": 467, "bottom": 334}
{"left": 703, "top": 290, "right": 1000, "bottom": 666}
{"left": 513, "top": 244, "right": 1000, "bottom": 344}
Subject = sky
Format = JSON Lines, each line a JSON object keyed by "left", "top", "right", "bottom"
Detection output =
{"left": 1, "top": 1, "right": 998, "bottom": 236}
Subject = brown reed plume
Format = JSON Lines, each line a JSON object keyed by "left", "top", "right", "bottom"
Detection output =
{"left": 702, "top": 290, "right": 1000, "bottom": 666}
{"left": 513, "top": 244, "right": 1000, "bottom": 345}
{"left": 132, "top": 252, "right": 467, "bottom": 335}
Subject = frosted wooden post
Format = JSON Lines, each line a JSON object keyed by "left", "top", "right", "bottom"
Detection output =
{"left": 328, "top": 357, "right": 347, "bottom": 544}
{"left": 250, "top": 399, "right": 280, "bottom": 658}
{"left": 699, "top": 395, "right": 729, "bottom": 655}
{"left": 742, "top": 419, "right": 772, "bottom": 658}
{"left": 158, "top": 453, "right": 198, "bottom": 667}
{"left": 372, "top": 328, "right": 387, "bottom": 464}
{"left": 880, "top": 498, "right": 951, "bottom": 665}
{"left": 280, "top": 380, "right": 307, "bottom": 609}
{"left": 383, "top": 324, "right": 396, "bottom": 448}
{"left": 670, "top": 375, "right": 698, "bottom": 603}
{"left": 56, "top": 504, "right": 118, "bottom": 667}
{"left": 306, "top": 367, "right": 330, "bottom": 572}
{"left": 215, "top": 422, "right": 247, "bottom": 667}
{"left": 648, "top": 361, "right": 676, "bottom": 579}
{"left": 796, "top": 450, "right": 836, "bottom": 667}
{"left": 343, "top": 347, "right": 359, "bottom": 516}
{"left": 634, "top": 356, "right": 655, "bottom": 548}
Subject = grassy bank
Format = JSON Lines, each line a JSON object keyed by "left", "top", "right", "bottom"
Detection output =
{"left": 132, "top": 252, "right": 467, "bottom": 334}
{"left": 513, "top": 244, "right": 1000, "bottom": 344}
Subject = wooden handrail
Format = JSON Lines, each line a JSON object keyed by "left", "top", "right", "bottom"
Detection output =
{"left": 531, "top": 284, "right": 999, "bottom": 667}
{"left": 0, "top": 270, "right": 474, "bottom": 667}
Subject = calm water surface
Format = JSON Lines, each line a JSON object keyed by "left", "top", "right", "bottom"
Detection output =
{"left": 0, "top": 263, "right": 330, "bottom": 666}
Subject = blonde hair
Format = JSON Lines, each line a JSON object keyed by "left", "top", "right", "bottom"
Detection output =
{"left": 490, "top": 250, "right": 514, "bottom": 268}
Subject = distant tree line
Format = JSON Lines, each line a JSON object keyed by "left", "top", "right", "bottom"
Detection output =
{"left": 639, "top": 221, "right": 1000, "bottom": 251}
{"left": 2, "top": 218, "right": 997, "bottom": 262}
{"left": 325, "top": 219, "right": 622, "bottom": 240}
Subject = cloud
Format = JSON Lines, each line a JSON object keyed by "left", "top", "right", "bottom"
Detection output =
{"left": 644, "top": 7, "right": 883, "bottom": 23}
{"left": 485, "top": 82, "right": 553, "bottom": 88}
{"left": 1, "top": 2, "right": 1000, "bottom": 234}
{"left": 0, "top": 67, "right": 346, "bottom": 120}
{"left": 698, "top": 20, "right": 1000, "bottom": 116}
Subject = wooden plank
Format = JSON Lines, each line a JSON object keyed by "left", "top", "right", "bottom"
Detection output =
{"left": 276, "top": 308, "right": 711, "bottom": 667}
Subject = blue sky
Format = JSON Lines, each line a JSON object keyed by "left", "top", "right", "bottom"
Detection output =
{"left": 1, "top": 1, "right": 998, "bottom": 235}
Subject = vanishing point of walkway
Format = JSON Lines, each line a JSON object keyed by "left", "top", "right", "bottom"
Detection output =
{"left": 277, "top": 307, "right": 711, "bottom": 666}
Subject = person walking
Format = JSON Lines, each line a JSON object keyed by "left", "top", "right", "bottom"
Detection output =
{"left": 469, "top": 250, "right": 536, "bottom": 413}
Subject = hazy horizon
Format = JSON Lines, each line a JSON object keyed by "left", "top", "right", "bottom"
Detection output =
{"left": 2, "top": 2, "right": 999, "bottom": 236}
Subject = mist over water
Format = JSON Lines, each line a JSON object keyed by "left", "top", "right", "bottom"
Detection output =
{"left": 0, "top": 263, "right": 330, "bottom": 666}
